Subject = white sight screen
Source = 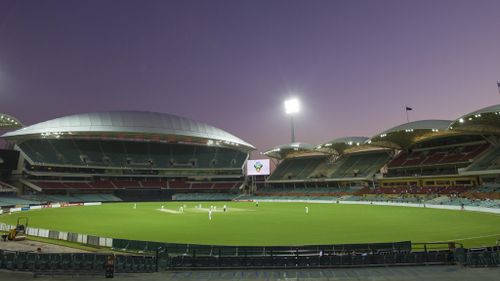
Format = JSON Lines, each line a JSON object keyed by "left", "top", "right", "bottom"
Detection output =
{"left": 246, "top": 159, "right": 271, "bottom": 176}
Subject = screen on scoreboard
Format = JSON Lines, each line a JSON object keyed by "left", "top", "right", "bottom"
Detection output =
{"left": 246, "top": 159, "right": 270, "bottom": 176}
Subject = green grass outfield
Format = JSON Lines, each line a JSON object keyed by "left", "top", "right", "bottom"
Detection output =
{"left": 1, "top": 202, "right": 500, "bottom": 248}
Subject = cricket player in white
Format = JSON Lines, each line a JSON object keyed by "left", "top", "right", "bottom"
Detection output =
{"left": 208, "top": 209, "right": 212, "bottom": 220}
{"left": 223, "top": 205, "right": 227, "bottom": 212}
{"left": 305, "top": 206, "right": 309, "bottom": 214}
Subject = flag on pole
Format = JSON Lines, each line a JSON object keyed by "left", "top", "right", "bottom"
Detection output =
{"left": 497, "top": 81, "right": 500, "bottom": 95}
{"left": 404, "top": 106, "right": 412, "bottom": 123}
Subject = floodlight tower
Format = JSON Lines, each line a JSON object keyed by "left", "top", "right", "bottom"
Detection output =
{"left": 284, "top": 98, "right": 300, "bottom": 143}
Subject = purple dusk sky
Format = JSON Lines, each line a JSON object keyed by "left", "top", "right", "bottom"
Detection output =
{"left": 1, "top": 0, "right": 500, "bottom": 157}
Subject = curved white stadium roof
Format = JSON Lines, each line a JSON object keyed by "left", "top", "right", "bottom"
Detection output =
{"left": 316, "top": 136, "right": 375, "bottom": 155}
{"left": 456, "top": 104, "right": 500, "bottom": 118}
{"left": 2, "top": 111, "right": 255, "bottom": 150}
{"left": 377, "top": 120, "right": 453, "bottom": 136}
{"left": 369, "top": 120, "right": 455, "bottom": 149}
{"left": 266, "top": 142, "right": 317, "bottom": 151}
{"left": 263, "top": 142, "right": 324, "bottom": 159}
{"left": 321, "top": 136, "right": 369, "bottom": 146}
{"left": 0, "top": 113, "right": 23, "bottom": 129}
{"left": 449, "top": 104, "right": 500, "bottom": 134}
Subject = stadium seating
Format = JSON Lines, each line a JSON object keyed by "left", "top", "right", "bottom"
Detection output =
{"left": 18, "top": 139, "right": 247, "bottom": 171}
{"left": 367, "top": 186, "right": 469, "bottom": 195}
{"left": 33, "top": 180, "right": 122, "bottom": 190}
{"left": 91, "top": 181, "right": 116, "bottom": 189}
{"left": 36, "top": 182, "right": 68, "bottom": 189}
{"left": 0, "top": 196, "right": 41, "bottom": 207}
{"left": 388, "top": 143, "right": 490, "bottom": 171}
{"left": 190, "top": 182, "right": 213, "bottom": 190}
{"left": 459, "top": 183, "right": 500, "bottom": 201}
{"left": 0, "top": 181, "right": 16, "bottom": 193}
{"left": 425, "top": 196, "right": 451, "bottom": 205}
{"left": 306, "top": 152, "right": 390, "bottom": 180}
{"left": 99, "top": 140, "right": 126, "bottom": 166}
{"left": 328, "top": 152, "right": 390, "bottom": 178}
{"left": 246, "top": 184, "right": 500, "bottom": 209}
{"left": 123, "top": 141, "right": 152, "bottom": 165}
{"left": 30, "top": 179, "right": 241, "bottom": 192}
{"left": 112, "top": 180, "right": 141, "bottom": 189}
{"left": 248, "top": 186, "right": 369, "bottom": 202}
{"left": 466, "top": 145, "right": 500, "bottom": 171}
{"left": 257, "top": 186, "right": 353, "bottom": 194}
{"left": 213, "top": 182, "right": 240, "bottom": 189}
{"left": 168, "top": 180, "right": 190, "bottom": 189}
{"left": 172, "top": 193, "right": 239, "bottom": 201}
{"left": 269, "top": 152, "right": 390, "bottom": 181}
{"left": 20, "top": 193, "right": 122, "bottom": 203}
{"left": 476, "top": 184, "right": 500, "bottom": 193}
{"left": 140, "top": 179, "right": 166, "bottom": 188}
{"left": 268, "top": 156, "right": 326, "bottom": 180}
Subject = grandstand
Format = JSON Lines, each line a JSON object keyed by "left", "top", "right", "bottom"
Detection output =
{"left": 320, "top": 150, "right": 390, "bottom": 179}
{"left": 265, "top": 138, "right": 391, "bottom": 184}
{"left": 268, "top": 155, "right": 327, "bottom": 181}
{"left": 260, "top": 105, "right": 500, "bottom": 203}
{"left": 18, "top": 139, "right": 247, "bottom": 170}
{"left": 0, "top": 111, "right": 254, "bottom": 202}
{"left": 385, "top": 135, "right": 490, "bottom": 177}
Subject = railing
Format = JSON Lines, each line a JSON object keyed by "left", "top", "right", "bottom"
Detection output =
{"left": 159, "top": 248, "right": 455, "bottom": 269}
{"left": 112, "top": 239, "right": 413, "bottom": 255}
{"left": 457, "top": 246, "right": 500, "bottom": 267}
{"left": 151, "top": 241, "right": 455, "bottom": 270}
{"left": 157, "top": 242, "right": 500, "bottom": 269}
{"left": 1, "top": 244, "right": 499, "bottom": 272}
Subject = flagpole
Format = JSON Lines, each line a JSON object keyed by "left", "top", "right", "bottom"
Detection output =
{"left": 405, "top": 105, "right": 410, "bottom": 123}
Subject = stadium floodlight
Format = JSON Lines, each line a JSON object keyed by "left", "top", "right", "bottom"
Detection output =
{"left": 284, "top": 98, "right": 300, "bottom": 114}
{"left": 284, "top": 98, "right": 300, "bottom": 143}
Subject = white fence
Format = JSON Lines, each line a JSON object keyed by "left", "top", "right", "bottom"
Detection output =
{"left": 0, "top": 201, "right": 113, "bottom": 247}
{"left": 7, "top": 202, "right": 101, "bottom": 214}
